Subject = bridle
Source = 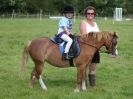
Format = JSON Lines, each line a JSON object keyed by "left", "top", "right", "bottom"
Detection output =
{"left": 106, "top": 34, "right": 117, "bottom": 55}
{"left": 80, "top": 34, "right": 117, "bottom": 55}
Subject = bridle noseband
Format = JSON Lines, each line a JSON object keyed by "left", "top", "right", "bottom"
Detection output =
{"left": 107, "top": 35, "right": 117, "bottom": 55}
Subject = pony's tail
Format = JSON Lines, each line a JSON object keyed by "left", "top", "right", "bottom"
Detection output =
{"left": 19, "top": 40, "right": 31, "bottom": 80}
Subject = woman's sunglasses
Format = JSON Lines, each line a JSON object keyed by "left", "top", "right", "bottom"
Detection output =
{"left": 86, "top": 13, "right": 94, "bottom": 15}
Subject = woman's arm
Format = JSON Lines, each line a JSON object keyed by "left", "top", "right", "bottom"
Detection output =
{"left": 79, "top": 20, "right": 87, "bottom": 34}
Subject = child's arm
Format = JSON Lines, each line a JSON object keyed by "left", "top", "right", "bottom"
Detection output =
{"left": 64, "top": 26, "right": 71, "bottom": 35}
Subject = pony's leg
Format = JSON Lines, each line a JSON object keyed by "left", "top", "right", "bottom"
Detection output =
{"left": 30, "top": 62, "right": 47, "bottom": 90}
{"left": 74, "top": 68, "right": 81, "bottom": 92}
{"left": 88, "top": 63, "right": 96, "bottom": 87}
{"left": 39, "top": 75, "right": 47, "bottom": 90}
{"left": 35, "top": 62, "right": 47, "bottom": 90}
{"left": 81, "top": 66, "right": 87, "bottom": 91}
{"left": 74, "top": 66, "right": 84, "bottom": 92}
{"left": 29, "top": 67, "right": 37, "bottom": 88}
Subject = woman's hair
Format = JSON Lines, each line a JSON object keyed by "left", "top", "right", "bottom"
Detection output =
{"left": 84, "top": 6, "right": 96, "bottom": 16}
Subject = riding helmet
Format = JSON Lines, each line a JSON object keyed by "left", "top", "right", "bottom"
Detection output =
{"left": 63, "top": 5, "right": 74, "bottom": 13}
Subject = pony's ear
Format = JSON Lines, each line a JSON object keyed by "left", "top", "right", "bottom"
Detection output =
{"left": 114, "top": 32, "right": 118, "bottom": 38}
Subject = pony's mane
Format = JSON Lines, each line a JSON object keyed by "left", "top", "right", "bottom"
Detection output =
{"left": 79, "top": 31, "right": 117, "bottom": 41}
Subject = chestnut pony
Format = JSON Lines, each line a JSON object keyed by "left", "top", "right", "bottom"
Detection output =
{"left": 20, "top": 31, "right": 118, "bottom": 92}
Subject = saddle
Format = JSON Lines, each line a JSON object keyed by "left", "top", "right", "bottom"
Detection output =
{"left": 51, "top": 34, "right": 80, "bottom": 60}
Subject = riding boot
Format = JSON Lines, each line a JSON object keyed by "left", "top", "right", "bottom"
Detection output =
{"left": 62, "top": 53, "right": 70, "bottom": 60}
{"left": 88, "top": 74, "right": 95, "bottom": 87}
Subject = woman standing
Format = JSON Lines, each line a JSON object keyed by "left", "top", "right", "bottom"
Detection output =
{"left": 79, "top": 6, "right": 100, "bottom": 87}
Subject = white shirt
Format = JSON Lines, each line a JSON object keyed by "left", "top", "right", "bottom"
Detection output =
{"left": 85, "top": 21, "right": 100, "bottom": 33}
{"left": 58, "top": 17, "right": 72, "bottom": 34}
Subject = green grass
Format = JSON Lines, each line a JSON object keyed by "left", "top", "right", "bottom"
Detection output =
{"left": 0, "top": 18, "right": 133, "bottom": 99}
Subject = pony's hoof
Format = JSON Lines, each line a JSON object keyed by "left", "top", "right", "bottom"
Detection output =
{"left": 42, "top": 87, "right": 47, "bottom": 91}
{"left": 74, "top": 89, "right": 80, "bottom": 92}
{"left": 28, "top": 81, "right": 34, "bottom": 89}
{"left": 28, "top": 84, "right": 33, "bottom": 89}
{"left": 110, "top": 55, "right": 116, "bottom": 58}
{"left": 82, "top": 88, "right": 86, "bottom": 91}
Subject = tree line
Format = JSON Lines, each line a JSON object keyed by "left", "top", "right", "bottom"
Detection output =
{"left": 0, "top": 0, "right": 133, "bottom": 16}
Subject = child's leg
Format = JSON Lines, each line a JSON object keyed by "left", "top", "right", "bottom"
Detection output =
{"left": 61, "top": 34, "right": 73, "bottom": 53}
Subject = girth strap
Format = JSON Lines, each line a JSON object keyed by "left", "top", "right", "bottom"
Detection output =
{"left": 69, "top": 59, "right": 74, "bottom": 67}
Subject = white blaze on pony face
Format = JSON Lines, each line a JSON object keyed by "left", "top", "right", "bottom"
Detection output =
{"left": 110, "top": 45, "right": 118, "bottom": 58}
{"left": 109, "top": 32, "right": 118, "bottom": 57}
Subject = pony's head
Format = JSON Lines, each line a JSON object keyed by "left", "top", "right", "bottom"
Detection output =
{"left": 104, "top": 32, "right": 118, "bottom": 56}
{"left": 79, "top": 31, "right": 118, "bottom": 56}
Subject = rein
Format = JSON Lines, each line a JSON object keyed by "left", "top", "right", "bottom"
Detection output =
{"left": 80, "top": 41, "right": 98, "bottom": 50}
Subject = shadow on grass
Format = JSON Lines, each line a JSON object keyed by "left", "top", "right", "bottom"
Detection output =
{"left": 44, "top": 77, "right": 75, "bottom": 88}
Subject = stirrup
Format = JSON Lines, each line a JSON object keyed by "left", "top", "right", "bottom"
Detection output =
{"left": 63, "top": 53, "right": 70, "bottom": 60}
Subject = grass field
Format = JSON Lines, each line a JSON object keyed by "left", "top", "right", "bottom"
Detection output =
{"left": 0, "top": 18, "right": 133, "bottom": 99}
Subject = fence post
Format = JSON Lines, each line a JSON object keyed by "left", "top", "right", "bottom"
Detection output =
{"left": 40, "top": 9, "right": 42, "bottom": 20}
{"left": 11, "top": 9, "right": 15, "bottom": 20}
